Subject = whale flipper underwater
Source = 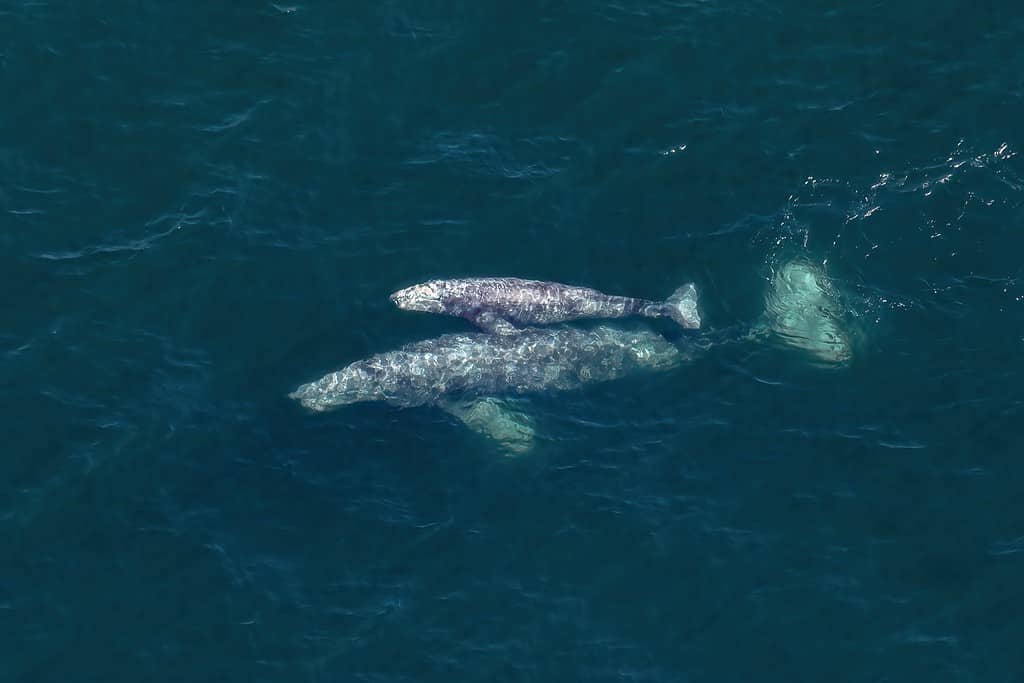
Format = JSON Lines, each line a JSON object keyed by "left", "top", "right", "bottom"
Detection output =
{"left": 294, "top": 260, "right": 856, "bottom": 454}
{"left": 389, "top": 277, "right": 701, "bottom": 332}
{"left": 469, "top": 310, "right": 521, "bottom": 336}
{"left": 440, "top": 397, "right": 536, "bottom": 454}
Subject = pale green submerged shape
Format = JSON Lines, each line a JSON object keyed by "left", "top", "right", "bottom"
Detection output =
{"left": 762, "top": 259, "right": 853, "bottom": 365}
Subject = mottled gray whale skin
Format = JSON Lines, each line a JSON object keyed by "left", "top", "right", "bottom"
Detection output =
{"left": 289, "top": 324, "right": 684, "bottom": 412}
{"left": 389, "top": 277, "right": 700, "bottom": 333}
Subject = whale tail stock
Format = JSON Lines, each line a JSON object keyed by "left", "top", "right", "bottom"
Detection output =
{"left": 660, "top": 283, "right": 701, "bottom": 329}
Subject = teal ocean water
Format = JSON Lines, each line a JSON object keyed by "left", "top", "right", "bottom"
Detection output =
{"left": 3, "top": 2, "right": 1024, "bottom": 680}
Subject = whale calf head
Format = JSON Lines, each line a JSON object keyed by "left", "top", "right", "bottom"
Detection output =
{"left": 389, "top": 281, "right": 447, "bottom": 313}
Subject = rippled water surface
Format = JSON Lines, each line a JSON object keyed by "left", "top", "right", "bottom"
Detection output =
{"left": 3, "top": 2, "right": 1024, "bottom": 681}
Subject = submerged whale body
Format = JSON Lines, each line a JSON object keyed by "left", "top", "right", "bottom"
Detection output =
{"left": 289, "top": 324, "right": 685, "bottom": 454}
{"left": 389, "top": 277, "right": 701, "bottom": 333}
{"left": 290, "top": 324, "right": 684, "bottom": 411}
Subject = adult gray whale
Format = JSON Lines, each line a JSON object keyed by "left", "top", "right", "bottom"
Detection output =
{"left": 388, "top": 277, "right": 700, "bottom": 333}
{"left": 289, "top": 324, "right": 686, "bottom": 453}
{"left": 290, "top": 324, "right": 684, "bottom": 410}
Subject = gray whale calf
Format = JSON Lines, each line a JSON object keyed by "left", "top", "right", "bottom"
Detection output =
{"left": 389, "top": 277, "right": 700, "bottom": 333}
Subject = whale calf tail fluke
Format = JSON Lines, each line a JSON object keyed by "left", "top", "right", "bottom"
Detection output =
{"left": 650, "top": 283, "right": 701, "bottom": 329}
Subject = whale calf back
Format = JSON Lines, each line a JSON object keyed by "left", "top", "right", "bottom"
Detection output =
{"left": 389, "top": 277, "right": 700, "bottom": 332}
{"left": 289, "top": 324, "right": 684, "bottom": 412}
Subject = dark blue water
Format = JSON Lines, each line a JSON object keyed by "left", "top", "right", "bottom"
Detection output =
{"left": 3, "top": 2, "right": 1024, "bottom": 680}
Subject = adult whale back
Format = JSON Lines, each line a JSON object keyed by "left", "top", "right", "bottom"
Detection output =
{"left": 389, "top": 277, "right": 701, "bottom": 333}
